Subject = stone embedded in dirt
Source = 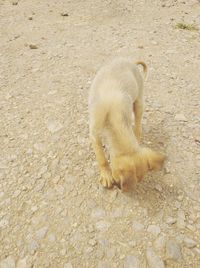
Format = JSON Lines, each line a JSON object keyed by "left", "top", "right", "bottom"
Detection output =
{"left": 0, "top": 256, "right": 15, "bottom": 268}
{"left": 85, "top": 246, "right": 94, "bottom": 254}
{"left": 91, "top": 208, "right": 106, "bottom": 218}
{"left": 147, "top": 225, "right": 161, "bottom": 236}
{"left": 124, "top": 255, "right": 141, "bottom": 268}
{"left": 16, "top": 257, "right": 27, "bottom": 268}
{"left": 48, "top": 233, "right": 56, "bottom": 242}
{"left": 154, "top": 235, "right": 166, "bottom": 251}
{"left": 166, "top": 217, "right": 177, "bottom": 225}
{"left": 132, "top": 221, "right": 144, "bottom": 231}
{"left": 96, "top": 220, "right": 111, "bottom": 231}
{"left": 64, "top": 263, "right": 73, "bottom": 268}
{"left": 47, "top": 120, "right": 63, "bottom": 133}
{"left": 29, "top": 44, "right": 38, "bottom": 49}
{"left": 13, "top": 189, "right": 21, "bottom": 198}
{"left": 166, "top": 240, "right": 182, "bottom": 260}
{"left": 0, "top": 218, "right": 9, "bottom": 229}
{"left": 155, "top": 184, "right": 162, "bottom": 192}
{"left": 174, "top": 114, "right": 187, "bottom": 121}
{"left": 12, "top": 1, "right": 18, "bottom": 5}
{"left": 184, "top": 237, "right": 197, "bottom": 248}
{"left": 35, "top": 226, "right": 48, "bottom": 240}
{"left": 151, "top": 40, "right": 158, "bottom": 45}
{"left": 97, "top": 261, "right": 110, "bottom": 268}
{"left": 88, "top": 239, "right": 97, "bottom": 246}
{"left": 146, "top": 247, "right": 165, "bottom": 268}
{"left": 60, "top": 248, "right": 67, "bottom": 256}
{"left": 61, "top": 12, "right": 69, "bottom": 16}
{"left": 28, "top": 239, "right": 39, "bottom": 253}
{"left": 177, "top": 210, "right": 186, "bottom": 229}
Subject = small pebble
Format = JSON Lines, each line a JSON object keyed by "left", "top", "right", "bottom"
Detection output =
{"left": 124, "top": 255, "right": 141, "bottom": 268}
{"left": 147, "top": 225, "right": 161, "bottom": 236}
{"left": 132, "top": 221, "right": 144, "bottom": 231}
{"left": 64, "top": 263, "right": 73, "bottom": 268}
{"left": 166, "top": 217, "right": 177, "bottom": 225}
{"left": 29, "top": 44, "right": 38, "bottom": 49}
{"left": 0, "top": 256, "right": 15, "bottom": 268}
{"left": 166, "top": 240, "right": 182, "bottom": 260}
{"left": 184, "top": 237, "right": 197, "bottom": 248}
{"left": 16, "top": 257, "right": 27, "bottom": 268}
{"left": 61, "top": 12, "right": 69, "bottom": 16}
{"left": 146, "top": 247, "right": 165, "bottom": 268}
{"left": 175, "top": 114, "right": 187, "bottom": 121}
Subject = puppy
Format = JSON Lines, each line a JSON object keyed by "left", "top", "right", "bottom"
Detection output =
{"left": 88, "top": 57, "right": 165, "bottom": 192}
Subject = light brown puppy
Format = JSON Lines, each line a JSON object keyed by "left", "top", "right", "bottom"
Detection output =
{"left": 89, "top": 57, "right": 165, "bottom": 191}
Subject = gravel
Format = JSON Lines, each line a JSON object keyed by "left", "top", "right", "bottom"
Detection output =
{"left": 0, "top": 0, "right": 200, "bottom": 267}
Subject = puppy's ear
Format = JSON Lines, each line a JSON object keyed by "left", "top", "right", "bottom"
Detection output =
{"left": 146, "top": 149, "right": 166, "bottom": 171}
{"left": 120, "top": 170, "right": 137, "bottom": 192}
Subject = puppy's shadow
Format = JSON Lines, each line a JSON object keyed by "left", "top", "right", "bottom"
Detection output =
{"left": 142, "top": 115, "right": 170, "bottom": 152}
{"left": 128, "top": 116, "right": 176, "bottom": 216}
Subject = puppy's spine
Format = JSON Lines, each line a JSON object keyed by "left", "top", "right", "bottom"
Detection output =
{"left": 136, "top": 61, "right": 148, "bottom": 80}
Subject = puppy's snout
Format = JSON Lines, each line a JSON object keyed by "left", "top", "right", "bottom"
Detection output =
{"left": 113, "top": 181, "right": 121, "bottom": 190}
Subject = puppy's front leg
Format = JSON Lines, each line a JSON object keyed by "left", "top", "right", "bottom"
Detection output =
{"left": 91, "top": 136, "right": 114, "bottom": 188}
{"left": 133, "top": 100, "right": 143, "bottom": 142}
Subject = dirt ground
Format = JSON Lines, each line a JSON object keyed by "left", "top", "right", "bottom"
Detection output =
{"left": 0, "top": 0, "right": 200, "bottom": 267}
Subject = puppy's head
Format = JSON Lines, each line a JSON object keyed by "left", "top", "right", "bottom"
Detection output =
{"left": 112, "top": 148, "right": 165, "bottom": 192}
{"left": 139, "top": 147, "right": 166, "bottom": 172}
{"left": 112, "top": 155, "right": 138, "bottom": 192}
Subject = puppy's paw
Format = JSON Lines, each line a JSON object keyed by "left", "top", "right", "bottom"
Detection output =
{"left": 99, "top": 169, "right": 114, "bottom": 189}
{"left": 134, "top": 127, "right": 142, "bottom": 143}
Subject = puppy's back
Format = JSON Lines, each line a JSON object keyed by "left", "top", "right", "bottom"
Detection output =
{"left": 89, "top": 57, "right": 142, "bottom": 108}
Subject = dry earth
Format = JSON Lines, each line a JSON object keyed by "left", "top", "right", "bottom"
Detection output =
{"left": 0, "top": 0, "right": 200, "bottom": 267}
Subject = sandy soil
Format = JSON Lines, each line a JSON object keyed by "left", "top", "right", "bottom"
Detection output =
{"left": 0, "top": 0, "right": 200, "bottom": 267}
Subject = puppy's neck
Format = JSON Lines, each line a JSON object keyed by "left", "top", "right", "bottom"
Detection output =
{"left": 109, "top": 128, "right": 140, "bottom": 158}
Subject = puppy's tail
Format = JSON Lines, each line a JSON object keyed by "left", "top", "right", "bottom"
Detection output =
{"left": 136, "top": 61, "right": 148, "bottom": 80}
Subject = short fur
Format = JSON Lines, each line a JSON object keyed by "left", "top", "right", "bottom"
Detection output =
{"left": 89, "top": 57, "right": 165, "bottom": 192}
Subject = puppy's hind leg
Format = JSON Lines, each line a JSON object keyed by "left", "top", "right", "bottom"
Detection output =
{"left": 89, "top": 111, "right": 114, "bottom": 188}
{"left": 133, "top": 99, "right": 143, "bottom": 143}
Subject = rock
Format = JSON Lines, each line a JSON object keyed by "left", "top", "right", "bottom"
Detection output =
{"left": 13, "top": 189, "right": 21, "bottom": 198}
{"left": 0, "top": 218, "right": 9, "bottom": 229}
{"left": 29, "top": 44, "right": 38, "bottom": 49}
{"left": 166, "top": 217, "right": 176, "bottom": 225}
{"left": 166, "top": 240, "right": 182, "bottom": 260}
{"left": 106, "top": 248, "right": 116, "bottom": 258}
{"left": 175, "top": 114, "right": 187, "bottom": 121}
{"left": 85, "top": 246, "right": 94, "bottom": 254}
{"left": 186, "top": 224, "right": 196, "bottom": 232}
{"left": 88, "top": 239, "right": 97, "bottom": 246}
{"left": 64, "top": 263, "right": 73, "bottom": 268}
{"left": 16, "top": 258, "right": 27, "bottom": 268}
{"left": 97, "top": 261, "right": 110, "bottom": 268}
{"left": 60, "top": 248, "right": 67, "bottom": 256}
{"left": 61, "top": 12, "right": 69, "bottom": 16}
{"left": 48, "top": 233, "right": 56, "bottom": 242}
{"left": 96, "top": 221, "right": 110, "bottom": 231}
{"left": 28, "top": 239, "right": 39, "bottom": 253}
{"left": 151, "top": 41, "right": 158, "bottom": 45}
{"left": 177, "top": 210, "right": 185, "bottom": 229}
{"left": 35, "top": 226, "right": 48, "bottom": 240}
{"left": 124, "top": 255, "right": 141, "bottom": 268}
{"left": 183, "top": 237, "right": 197, "bottom": 248}
{"left": 154, "top": 235, "right": 166, "bottom": 251}
{"left": 132, "top": 221, "right": 144, "bottom": 231}
{"left": 147, "top": 225, "right": 161, "bottom": 236}
{"left": 12, "top": 1, "right": 18, "bottom": 5}
{"left": 91, "top": 208, "right": 106, "bottom": 218}
{"left": 155, "top": 184, "right": 162, "bottom": 192}
{"left": 0, "top": 256, "right": 15, "bottom": 268}
{"left": 47, "top": 120, "right": 63, "bottom": 133}
{"left": 146, "top": 247, "right": 165, "bottom": 268}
